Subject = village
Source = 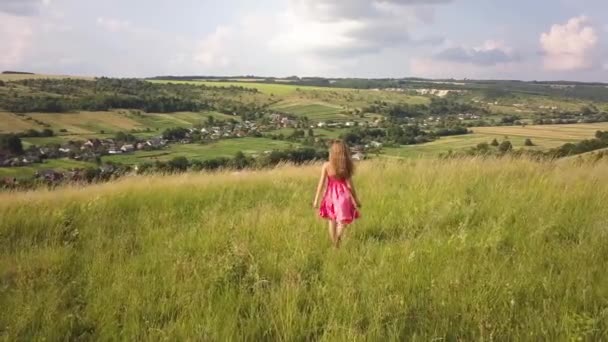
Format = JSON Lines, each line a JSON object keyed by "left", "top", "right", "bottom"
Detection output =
{"left": 0, "top": 112, "right": 380, "bottom": 185}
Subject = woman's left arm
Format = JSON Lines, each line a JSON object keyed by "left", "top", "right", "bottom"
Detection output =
{"left": 313, "top": 164, "right": 327, "bottom": 208}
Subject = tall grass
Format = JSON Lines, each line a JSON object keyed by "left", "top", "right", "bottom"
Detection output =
{"left": 1, "top": 158, "right": 608, "bottom": 340}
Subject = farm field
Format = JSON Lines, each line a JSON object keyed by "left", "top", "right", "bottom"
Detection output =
{"left": 148, "top": 80, "right": 342, "bottom": 95}
{"left": 2, "top": 160, "right": 608, "bottom": 340}
{"left": 0, "top": 110, "right": 234, "bottom": 135}
{"left": 384, "top": 123, "right": 608, "bottom": 158}
{"left": 0, "top": 158, "right": 94, "bottom": 179}
{"left": 102, "top": 137, "right": 299, "bottom": 164}
{"left": 0, "top": 112, "right": 40, "bottom": 132}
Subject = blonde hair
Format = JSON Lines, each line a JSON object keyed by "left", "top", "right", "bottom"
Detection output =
{"left": 329, "top": 140, "right": 354, "bottom": 180}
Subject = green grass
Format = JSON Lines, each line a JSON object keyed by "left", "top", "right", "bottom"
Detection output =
{"left": 1, "top": 159, "right": 608, "bottom": 340}
{"left": 0, "top": 159, "right": 94, "bottom": 179}
{"left": 102, "top": 137, "right": 299, "bottom": 164}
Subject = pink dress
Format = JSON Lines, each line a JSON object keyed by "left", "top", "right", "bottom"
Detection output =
{"left": 319, "top": 175, "right": 360, "bottom": 224}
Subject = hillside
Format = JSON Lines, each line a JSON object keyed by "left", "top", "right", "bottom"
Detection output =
{"left": 1, "top": 159, "right": 608, "bottom": 340}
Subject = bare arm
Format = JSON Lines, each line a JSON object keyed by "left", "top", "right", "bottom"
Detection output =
{"left": 313, "top": 164, "right": 327, "bottom": 208}
{"left": 347, "top": 178, "right": 361, "bottom": 207}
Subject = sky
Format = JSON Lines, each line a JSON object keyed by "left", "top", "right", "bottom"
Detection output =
{"left": 1, "top": 0, "right": 607, "bottom": 81}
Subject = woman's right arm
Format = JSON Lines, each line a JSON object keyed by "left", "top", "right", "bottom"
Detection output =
{"left": 347, "top": 178, "right": 361, "bottom": 208}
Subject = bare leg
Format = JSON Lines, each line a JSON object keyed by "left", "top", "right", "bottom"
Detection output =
{"left": 328, "top": 220, "right": 337, "bottom": 246}
{"left": 336, "top": 222, "right": 347, "bottom": 248}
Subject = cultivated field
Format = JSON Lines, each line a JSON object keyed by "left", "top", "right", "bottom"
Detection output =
{"left": 1, "top": 159, "right": 607, "bottom": 340}
{"left": 384, "top": 123, "right": 608, "bottom": 158}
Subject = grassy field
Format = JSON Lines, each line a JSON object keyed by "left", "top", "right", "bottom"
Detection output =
{"left": 102, "top": 137, "right": 299, "bottom": 164}
{"left": 384, "top": 123, "right": 608, "bottom": 158}
{"left": 0, "top": 159, "right": 94, "bottom": 179}
{"left": 271, "top": 101, "right": 352, "bottom": 122}
{"left": 1, "top": 159, "right": 608, "bottom": 340}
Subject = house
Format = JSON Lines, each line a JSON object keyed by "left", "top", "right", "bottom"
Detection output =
{"left": 317, "top": 122, "right": 327, "bottom": 128}
{"left": 146, "top": 138, "right": 166, "bottom": 148}
{"left": 37, "top": 170, "right": 64, "bottom": 182}
{"left": 59, "top": 147, "right": 72, "bottom": 153}
{"left": 83, "top": 139, "right": 102, "bottom": 149}
{"left": 352, "top": 152, "right": 366, "bottom": 161}
{"left": 121, "top": 144, "right": 135, "bottom": 153}
{"left": 345, "top": 122, "right": 356, "bottom": 127}
{"left": 136, "top": 142, "right": 146, "bottom": 150}
{"left": 369, "top": 141, "right": 383, "bottom": 148}
{"left": 108, "top": 149, "right": 123, "bottom": 155}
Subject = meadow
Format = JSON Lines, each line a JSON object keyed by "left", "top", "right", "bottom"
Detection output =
{"left": 1, "top": 159, "right": 607, "bottom": 340}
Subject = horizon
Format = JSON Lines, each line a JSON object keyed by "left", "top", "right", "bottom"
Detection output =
{"left": 1, "top": 0, "right": 607, "bottom": 82}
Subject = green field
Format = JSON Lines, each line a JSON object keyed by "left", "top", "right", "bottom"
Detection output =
{"left": 2, "top": 159, "right": 608, "bottom": 340}
{"left": 0, "top": 159, "right": 94, "bottom": 179}
{"left": 384, "top": 123, "right": 608, "bottom": 158}
{"left": 148, "top": 80, "right": 343, "bottom": 96}
{"left": 271, "top": 101, "right": 352, "bottom": 122}
{"left": 102, "top": 137, "right": 299, "bottom": 164}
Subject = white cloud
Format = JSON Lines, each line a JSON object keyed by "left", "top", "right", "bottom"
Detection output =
{"left": 0, "top": 13, "right": 34, "bottom": 69}
{"left": 540, "top": 16, "right": 598, "bottom": 71}
{"left": 96, "top": 17, "right": 132, "bottom": 33}
{"left": 194, "top": 26, "right": 233, "bottom": 68}
{"left": 188, "top": 0, "right": 450, "bottom": 76}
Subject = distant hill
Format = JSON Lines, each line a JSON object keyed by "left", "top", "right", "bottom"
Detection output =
{"left": 1, "top": 71, "right": 35, "bottom": 75}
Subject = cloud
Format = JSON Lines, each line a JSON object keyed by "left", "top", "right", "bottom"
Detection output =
{"left": 540, "top": 16, "right": 598, "bottom": 71}
{"left": 273, "top": 0, "right": 451, "bottom": 57}
{"left": 0, "top": 0, "right": 48, "bottom": 16}
{"left": 96, "top": 17, "right": 132, "bottom": 33}
{"left": 434, "top": 40, "right": 520, "bottom": 66}
{"left": 0, "top": 13, "right": 34, "bottom": 69}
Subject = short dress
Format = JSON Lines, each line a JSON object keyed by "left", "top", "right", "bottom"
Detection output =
{"left": 319, "top": 175, "right": 360, "bottom": 224}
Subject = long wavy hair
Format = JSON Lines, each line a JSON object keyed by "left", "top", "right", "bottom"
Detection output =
{"left": 329, "top": 140, "right": 354, "bottom": 180}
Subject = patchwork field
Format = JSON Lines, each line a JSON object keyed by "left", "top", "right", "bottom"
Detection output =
{"left": 102, "top": 137, "right": 299, "bottom": 164}
{"left": 384, "top": 123, "right": 608, "bottom": 158}
{"left": 0, "top": 110, "right": 236, "bottom": 136}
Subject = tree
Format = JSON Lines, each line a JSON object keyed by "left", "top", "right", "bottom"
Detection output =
{"left": 168, "top": 156, "right": 189, "bottom": 171}
{"left": 308, "top": 128, "right": 314, "bottom": 137}
{"left": 490, "top": 138, "right": 499, "bottom": 147}
{"left": 524, "top": 138, "right": 534, "bottom": 146}
{"left": 498, "top": 140, "right": 513, "bottom": 153}
{"left": 0, "top": 134, "right": 24, "bottom": 155}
